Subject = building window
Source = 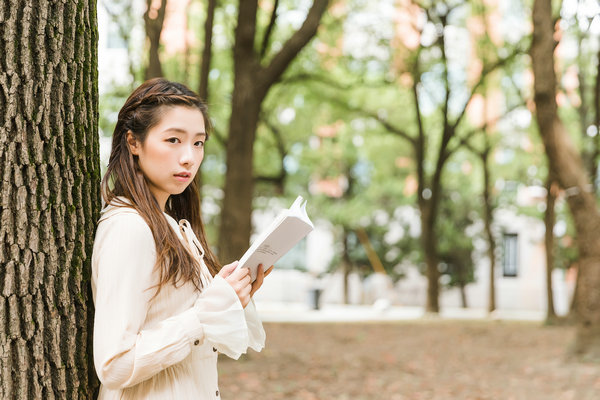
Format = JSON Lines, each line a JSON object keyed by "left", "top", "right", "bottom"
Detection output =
{"left": 502, "top": 233, "right": 518, "bottom": 277}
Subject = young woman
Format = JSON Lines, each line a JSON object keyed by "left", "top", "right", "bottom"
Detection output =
{"left": 92, "top": 78, "right": 270, "bottom": 399}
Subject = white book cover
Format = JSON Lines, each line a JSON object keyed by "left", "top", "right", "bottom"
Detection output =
{"left": 236, "top": 196, "right": 314, "bottom": 281}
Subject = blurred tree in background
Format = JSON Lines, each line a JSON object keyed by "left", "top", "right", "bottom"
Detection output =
{"left": 216, "top": 0, "right": 330, "bottom": 263}
{"left": 531, "top": 0, "right": 600, "bottom": 361}
{"left": 144, "top": 0, "right": 168, "bottom": 79}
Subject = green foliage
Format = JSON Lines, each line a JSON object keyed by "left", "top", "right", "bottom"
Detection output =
{"left": 99, "top": 85, "right": 133, "bottom": 139}
{"left": 325, "top": 222, "right": 420, "bottom": 282}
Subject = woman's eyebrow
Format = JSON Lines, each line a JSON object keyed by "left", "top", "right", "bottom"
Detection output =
{"left": 162, "top": 127, "right": 206, "bottom": 137}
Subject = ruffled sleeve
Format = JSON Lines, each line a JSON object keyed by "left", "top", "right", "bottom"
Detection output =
{"left": 194, "top": 275, "right": 265, "bottom": 359}
{"left": 244, "top": 300, "right": 266, "bottom": 352}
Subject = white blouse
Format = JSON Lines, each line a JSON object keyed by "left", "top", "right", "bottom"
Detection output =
{"left": 91, "top": 201, "right": 265, "bottom": 400}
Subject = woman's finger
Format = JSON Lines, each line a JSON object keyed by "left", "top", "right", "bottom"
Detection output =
{"left": 218, "top": 261, "right": 239, "bottom": 278}
{"left": 241, "top": 273, "right": 251, "bottom": 287}
{"left": 264, "top": 265, "right": 274, "bottom": 277}
{"left": 230, "top": 266, "right": 249, "bottom": 281}
{"left": 239, "top": 285, "right": 252, "bottom": 307}
{"left": 250, "top": 265, "right": 265, "bottom": 297}
{"left": 255, "top": 264, "right": 265, "bottom": 284}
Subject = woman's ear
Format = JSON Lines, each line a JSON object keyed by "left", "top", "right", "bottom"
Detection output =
{"left": 126, "top": 131, "right": 141, "bottom": 155}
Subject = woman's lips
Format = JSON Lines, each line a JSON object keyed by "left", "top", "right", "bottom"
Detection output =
{"left": 174, "top": 173, "right": 191, "bottom": 182}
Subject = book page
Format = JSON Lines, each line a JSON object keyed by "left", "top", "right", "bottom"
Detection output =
{"left": 237, "top": 197, "right": 313, "bottom": 281}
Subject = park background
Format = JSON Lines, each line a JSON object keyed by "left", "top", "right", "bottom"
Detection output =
{"left": 3, "top": 0, "right": 600, "bottom": 398}
{"left": 97, "top": 0, "right": 582, "bottom": 315}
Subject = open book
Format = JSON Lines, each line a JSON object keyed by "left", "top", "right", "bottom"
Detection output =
{"left": 236, "top": 196, "right": 314, "bottom": 282}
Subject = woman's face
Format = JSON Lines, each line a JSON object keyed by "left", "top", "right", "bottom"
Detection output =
{"left": 127, "top": 105, "right": 206, "bottom": 210}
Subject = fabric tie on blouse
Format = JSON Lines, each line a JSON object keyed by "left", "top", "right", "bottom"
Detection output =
{"left": 178, "top": 219, "right": 212, "bottom": 288}
{"left": 176, "top": 218, "right": 265, "bottom": 359}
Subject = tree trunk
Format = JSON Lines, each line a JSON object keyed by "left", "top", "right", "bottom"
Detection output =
{"left": 0, "top": 1, "right": 100, "bottom": 398}
{"left": 532, "top": 0, "right": 600, "bottom": 359}
{"left": 198, "top": 0, "right": 217, "bottom": 102}
{"left": 218, "top": 70, "right": 262, "bottom": 260}
{"left": 144, "top": 0, "right": 167, "bottom": 80}
{"left": 420, "top": 199, "right": 440, "bottom": 313}
{"left": 593, "top": 45, "right": 600, "bottom": 188}
{"left": 217, "top": 0, "right": 329, "bottom": 262}
{"left": 577, "top": 29, "right": 600, "bottom": 189}
{"left": 482, "top": 150, "right": 496, "bottom": 313}
{"left": 182, "top": 0, "right": 192, "bottom": 86}
{"left": 218, "top": 0, "right": 261, "bottom": 260}
{"left": 342, "top": 228, "right": 352, "bottom": 305}
{"left": 569, "top": 262, "right": 580, "bottom": 319}
{"left": 544, "top": 169, "right": 558, "bottom": 322}
{"left": 459, "top": 284, "right": 468, "bottom": 308}
{"left": 195, "top": 0, "right": 218, "bottom": 201}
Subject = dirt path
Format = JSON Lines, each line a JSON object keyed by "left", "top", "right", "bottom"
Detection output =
{"left": 218, "top": 321, "right": 600, "bottom": 400}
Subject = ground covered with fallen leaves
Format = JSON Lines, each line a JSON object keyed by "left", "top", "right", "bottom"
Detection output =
{"left": 217, "top": 320, "right": 600, "bottom": 400}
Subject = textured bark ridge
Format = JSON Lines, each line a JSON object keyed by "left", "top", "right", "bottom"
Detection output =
{"left": 0, "top": 1, "right": 100, "bottom": 398}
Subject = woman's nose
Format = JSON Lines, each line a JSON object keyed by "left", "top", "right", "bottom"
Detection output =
{"left": 180, "top": 145, "right": 195, "bottom": 166}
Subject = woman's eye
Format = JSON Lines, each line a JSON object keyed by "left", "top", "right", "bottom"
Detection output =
{"left": 195, "top": 141, "right": 205, "bottom": 147}
{"left": 167, "top": 137, "right": 180, "bottom": 144}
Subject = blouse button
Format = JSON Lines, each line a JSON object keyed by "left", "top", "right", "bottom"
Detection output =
{"left": 216, "top": 389, "right": 219, "bottom": 396}
{"left": 193, "top": 339, "right": 200, "bottom": 346}
{"left": 213, "top": 347, "right": 217, "bottom": 352}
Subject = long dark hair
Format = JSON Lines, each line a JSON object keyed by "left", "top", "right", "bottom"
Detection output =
{"left": 101, "top": 78, "right": 220, "bottom": 294}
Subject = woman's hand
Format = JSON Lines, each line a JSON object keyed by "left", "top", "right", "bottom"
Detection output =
{"left": 218, "top": 261, "right": 252, "bottom": 308}
{"left": 250, "top": 264, "right": 273, "bottom": 297}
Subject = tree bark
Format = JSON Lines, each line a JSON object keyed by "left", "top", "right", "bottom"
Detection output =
{"left": 420, "top": 200, "right": 441, "bottom": 313}
{"left": 569, "top": 262, "right": 580, "bottom": 319}
{"left": 198, "top": 0, "right": 216, "bottom": 102}
{"left": 217, "top": 0, "right": 329, "bottom": 262}
{"left": 342, "top": 228, "right": 351, "bottom": 305}
{"left": 544, "top": 168, "right": 558, "bottom": 322}
{"left": 459, "top": 283, "right": 468, "bottom": 308}
{"left": 532, "top": 0, "right": 600, "bottom": 359}
{"left": 592, "top": 45, "right": 600, "bottom": 188}
{"left": 576, "top": 27, "right": 600, "bottom": 189}
{"left": 0, "top": 1, "right": 100, "bottom": 398}
{"left": 195, "top": 0, "right": 218, "bottom": 200}
{"left": 482, "top": 149, "right": 496, "bottom": 313}
{"left": 144, "top": 0, "right": 167, "bottom": 80}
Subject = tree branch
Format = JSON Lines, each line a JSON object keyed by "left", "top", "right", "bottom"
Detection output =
{"left": 451, "top": 45, "right": 526, "bottom": 131}
{"left": 233, "top": 0, "right": 259, "bottom": 68}
{"left": 411, "top": 53, "right": 427, "bottom": 197}
{"left": 439, "top": 13, "right": 451, "bottom": 138}
{"left": 447, "top": 100, "right": 527, "bottom": 157}
{"left": 323, "top": 95, "right": 417, "bottom": 145}
{"left": 199, "top": 0, "right": 218, "bottom": 101}
{"left": 208, "top": 126, "right": 226, "bottom": 148}
{"left": 282, "top": 71, "right": 394, "bottom": 90}
{"left": 258, "top": 0, "right": 329, "bottom": 92}
{"left": 259, "top": 0, "right": 280, "bottom": 60}
{"left": 261, "top": 114, "right": 287, "bottom": 158}
{"left": 282, "top": 72, "right": 349, "bottom": 89}
{"left": 254, "top": 115, "right": 287, "bottom": 191}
